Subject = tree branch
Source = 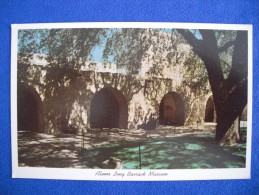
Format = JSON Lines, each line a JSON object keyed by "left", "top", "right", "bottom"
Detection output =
{"left": 218, "top": 40, "right": 235, "bottom": 53}
{"left": 227, "top": 31, "right": 248, "bottom": 86}
{"left": 199, "top": 30, "right": 219, "bottom": 52}
{"left": 176, "top": 29, "right": 203, "bottom": 55}
{"left": 178, "top": 29, "right": 224, "bottom": 97}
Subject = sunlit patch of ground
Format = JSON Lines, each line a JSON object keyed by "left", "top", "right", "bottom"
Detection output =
{"left": 18, "top": 125, "right": 246, "bottom": 169}
{"left": 80, "top": 134, "right": 245, "bottom": 169}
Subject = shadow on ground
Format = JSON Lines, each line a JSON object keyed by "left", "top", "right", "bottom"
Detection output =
{"left": 18, "top": 128, "right": 246, "bottom": 169}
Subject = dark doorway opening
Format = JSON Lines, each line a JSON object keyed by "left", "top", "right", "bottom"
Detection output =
{"left": 90, "top": 87, "right": 128, "bottom": 129}
{"left": 18, "top": 83, "right": 44, "bottom": 132}
{"left": 159, "top": 92, "right": 185, "bottom": 126}
{"left": 204, "top": 96, "right": 215, "bottom": 122}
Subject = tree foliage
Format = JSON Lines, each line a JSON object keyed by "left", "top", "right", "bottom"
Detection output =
{"left": 18, "top": 28, "right": 106, "bottom": 69}
{"left": 18, "top": 28, "right": 187, "bottom": 73}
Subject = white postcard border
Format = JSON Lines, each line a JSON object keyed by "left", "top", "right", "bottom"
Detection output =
{"left": 11, "top": 22, "right": 253, "bottom": 181}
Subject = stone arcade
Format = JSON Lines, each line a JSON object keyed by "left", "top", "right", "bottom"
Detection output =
{"left": 17, "top": 64, "right": 214, "bottom": 134}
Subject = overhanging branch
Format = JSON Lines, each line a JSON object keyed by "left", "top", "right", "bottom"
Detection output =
{"left": 178, "top": 29, "right": 224, "bottom": 94}
{"left": 218, "top": 40, "right": 235, "bottom": 53}
{"left": 176, "top": 29, "right": 203, "bottom": 55}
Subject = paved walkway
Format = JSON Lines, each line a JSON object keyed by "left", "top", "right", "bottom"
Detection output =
{"left": 17, "top": 123, "right": 246, "bottom": 169}
{"left": 79, "top": 123, "right": 216, "bottom": 149}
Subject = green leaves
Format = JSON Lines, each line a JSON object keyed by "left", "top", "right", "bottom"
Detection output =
{"left": 18, "top": 27, "right": 237, "bottom": 85}
{"left": 18, "top": 28, "right": 106, "bottom": 70}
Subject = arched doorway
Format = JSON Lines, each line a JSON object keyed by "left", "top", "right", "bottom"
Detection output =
{"left": 159, "top": 92, "right": 185, "bottom": 126}
{"left": 90, "top": 87, "right": 128, "bottom": 129}
{"left": 204, "top": 96, "right": 216, "bottom": 122}
{"left": 18, "top": 83, "right": 44, "bottom": 132}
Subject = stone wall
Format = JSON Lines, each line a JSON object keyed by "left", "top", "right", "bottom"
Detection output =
{"left": 17, "top": 64, "right": 212, "bottom": 134}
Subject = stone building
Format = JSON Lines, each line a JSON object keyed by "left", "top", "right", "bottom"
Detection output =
{"left": 17, "top": 57, "right": 215, "bottom": 134}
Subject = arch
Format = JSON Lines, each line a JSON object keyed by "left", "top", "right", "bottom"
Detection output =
{"left": 159, "top": 92, "right": 185, "bottom": 126}
{"left": 90, "top": 87, "right": 128, "bottom": 129}
{"left": 17, "top": 83, "right": 44, "bottom": 132}
{"left": 204, "top": 96, "right": 216, "bottom": 122}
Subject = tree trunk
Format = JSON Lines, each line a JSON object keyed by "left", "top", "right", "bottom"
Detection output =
{"left": 214, "top": 77, "right": 247, "bottom": 143}
{"left": 177, "top": 29, "right": 248, "bottom": 144}
{"left": 218, "top": 116, "right": 240, "bottom": 146}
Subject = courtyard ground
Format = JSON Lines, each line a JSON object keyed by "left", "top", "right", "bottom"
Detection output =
{"left": 18, "top": 124, "right": 246, "bottom": 169}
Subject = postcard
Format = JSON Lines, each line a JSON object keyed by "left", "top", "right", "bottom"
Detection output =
{"left": 11, "top": 22, "right": 252, "bottom": 180}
